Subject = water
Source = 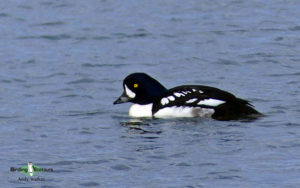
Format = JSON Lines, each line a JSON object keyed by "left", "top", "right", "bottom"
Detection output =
{"left": 0, "top": 0, "right": 299, "bottom": 187}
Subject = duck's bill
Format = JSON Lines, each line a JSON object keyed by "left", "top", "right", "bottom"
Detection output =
{"left": 113, "top": 92, "right": 131, "bottom": 104}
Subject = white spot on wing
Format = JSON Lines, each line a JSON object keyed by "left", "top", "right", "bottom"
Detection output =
{"left": 125, "top": 85, "right": 136, "bottom": 98}
{"left": 168, "top": 96, "right": 175, "bottom": 101}
{"left": 186, "top": 98, "right": 197, "bottom": 104}
{"left": 161, "top": 97, "right": 169, "bottom": 105}
{"left": 192, "top": 89, "right": 196, "bottom": 92}
{"left": 197, "top": 99, "right": 225, "bottom": 106}
{"left": 182, "top": 91, "right": 191, "bottom": 95}
{"left": 174, "top": 92, "right": 185, "bottom": 97}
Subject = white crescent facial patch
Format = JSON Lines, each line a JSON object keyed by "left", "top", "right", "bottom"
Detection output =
{"left": 125, "top": 84, "right": 136, "bottom": 98}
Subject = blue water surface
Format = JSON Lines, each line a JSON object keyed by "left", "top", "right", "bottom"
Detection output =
{"left": 0, "top": 0, "right": 300, "bottom": 187}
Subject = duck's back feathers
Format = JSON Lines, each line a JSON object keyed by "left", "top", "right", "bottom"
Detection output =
{"left": 152, "top": 85, "right": 260, "bottom": 120}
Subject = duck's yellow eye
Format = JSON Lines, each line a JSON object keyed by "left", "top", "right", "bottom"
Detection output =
{"left": 133, "top": 83, "right": 139, "bottom": 88}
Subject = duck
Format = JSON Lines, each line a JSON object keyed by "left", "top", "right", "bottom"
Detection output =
{"left": 113, "top": 72, "right": 261, "bottom": 120}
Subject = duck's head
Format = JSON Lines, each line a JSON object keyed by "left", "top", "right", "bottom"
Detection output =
{"left": 113, "top": 73, "right": 167, "bottom": 105}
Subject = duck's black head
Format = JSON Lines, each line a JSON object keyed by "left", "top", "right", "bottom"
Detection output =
{"left": 113, "top": 73, "right": 167, "bottom": 105}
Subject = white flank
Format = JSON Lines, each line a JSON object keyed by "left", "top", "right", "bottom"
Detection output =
{"left": 199, "top": 90, "right": 204, "bottom": 94}
{"left": 192, "top": 89, "right": 196, "bottom": 92}
{"left": 167, "top": 96, "right": 175, "bottom": 101}
{"left": 174, "top": 92, "right": 185, "bottom": 97}
{"left": 197, "top": 99, "right": 225, "bottom": 106}
{"left": 128, "top": 104, "right": 215, "bottom": 118}
{"left": 129, "top": 104, "right": 153, "bottom": 117}
{"left": 154, "top": 106, "right": 215, "bottom": 118}
{"left": 125, "top": 85, "right": 136, "bottom": 98}
{"left": 154, "top": 106, "right": 195, "bottom": 118}
{"left": 186, "top": 98, "right": 197, "bottom": 104}
{"left": 161, "top": 97, "right": 169, "bottom": 105}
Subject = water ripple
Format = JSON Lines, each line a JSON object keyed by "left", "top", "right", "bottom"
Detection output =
{"left": 79, "top": 182, "right": 100, "bottom": 187}
{"left": 0, "top": 13, "right": 9, "bottom": 17}
{"left": 111, "top": 164, "right": 131, "bottom": 171}
{"left": 37, "top": 21, "right": 65, "bottom": 26}
{"left": 112, "top": 32, "right": 151, "bottom": 39}
{"left": 92, "top": 36, "right": 111, "bottom": 40}
{"left": 82, "top": 63, "right": 127, "bottom": 68}
{"left": 17, "top": 34, "right": 71, "bottom": 40}
{"left": 289, "top": 26, "right": 300, "bottom": 31}
{"left": 67, "top": 78, "right": 96, "bottom": 84}
{"left": 63, "top": 110, "right": 106, "bottom": 117}
{"left": 40, "top": 159, "right": 111, "bottom": 166}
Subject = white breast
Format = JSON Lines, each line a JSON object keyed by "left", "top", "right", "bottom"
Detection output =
{"left": 129, "top": 104, "right": 153, "bottom": 118}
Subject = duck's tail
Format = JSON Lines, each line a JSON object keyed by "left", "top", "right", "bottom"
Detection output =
{"left": 212, "top": 98, "right": 263, "bottom": 121}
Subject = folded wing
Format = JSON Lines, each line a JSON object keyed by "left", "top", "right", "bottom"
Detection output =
{"left": 152, "top": 85, "right": 256, "bottom": 119}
